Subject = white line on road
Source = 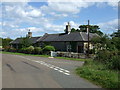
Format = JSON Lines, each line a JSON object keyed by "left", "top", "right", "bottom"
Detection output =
{"left": 13, "top": 55, "right": 70, "bottom": 76}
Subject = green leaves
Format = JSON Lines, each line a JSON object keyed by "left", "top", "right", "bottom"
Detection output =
{"left": 20, "top": 37, "right": 32, "bottom": 48}
{"left": 2, "top": 38, "right": 13, "bottom": 48}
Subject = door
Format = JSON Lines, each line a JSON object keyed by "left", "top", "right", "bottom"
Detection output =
{"left": 77, "top": 46, "right": 84, "bottom": 53}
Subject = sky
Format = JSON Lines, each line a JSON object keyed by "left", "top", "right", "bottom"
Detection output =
{"left": 0, "top": 0, "right": 119, "bottom": 39}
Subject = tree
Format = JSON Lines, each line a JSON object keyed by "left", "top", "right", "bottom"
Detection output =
{"left": 20, "top": 37, "right": 32, "bottom": 48}
{"left": 71, "top": 28, "right": 76, "bottom": 32}
{"left": 110, "top": 29, "right": 120, "bottom": 37}
{"left": 111, "top": 29, "right": 120, "bottom": 50}
{"left": 79, "top": 25, "right": 103, "bottom": 36}
{"left": 2, "top": 38, "right": 13, "bottom": 48}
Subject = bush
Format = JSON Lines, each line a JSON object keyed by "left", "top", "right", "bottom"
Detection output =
{"left": 107, "top": 55, "right": 120, "bottom": 70}
{"left": 4, "top": 46, "right": 16, "bottom": 52}
{"left": 42, "top": 45, "right": 55, "bottom": 54}
{"left": 95, "top": 50, "right": 120, "bottom": 70}
{"left": 9, "top": 47, "right": 17, "bottom": 52}
{"left": 26, "top": 46, "right": 34, "bottom": 54}
{"left": 4, "top": 46, "right": 11, "bottom": 52}
{"left": 34, "top": 47, "right": 42, "bottom": 54}
{"left": 20, "top": 48, "right": 27, "bottom": 53}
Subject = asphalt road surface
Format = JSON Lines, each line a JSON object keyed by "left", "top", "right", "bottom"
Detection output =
{"left": 2, "top": 53, "right": 101, "bottom": 88}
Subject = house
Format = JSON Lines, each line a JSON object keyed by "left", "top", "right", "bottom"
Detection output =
{"left": 10, "top": 22, "right": 98, "bottom": 53}
{"left": 10, "top": 31, "right": 42, "bottom": 49}
{"left": 37, "top": 22, "right": 98, "bottom": 53}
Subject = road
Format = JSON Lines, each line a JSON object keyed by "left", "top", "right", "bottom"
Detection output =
{"left": 2, "top": 53, "right": 100, "bottom": 88}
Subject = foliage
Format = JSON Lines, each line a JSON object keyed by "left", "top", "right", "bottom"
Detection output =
{"left": 111, "top": 37, "right": 120, "bottom": 50}
{"left": 34, "top": 47, "right": 42, "bottom": 54}
{"left": 76, "top": 60, "right": 119, "bottom": 88}
{"left": 0, "top": 37, "right": 2, "bottom": 46}
{"left": 95, "top": 50, "right": 120, "bottom": 70}
{"left": 110, "top": 30, "right": 120, "bottom": 37}
{"left": 9, "top": 47, "right": 17, "bottom": 52}
{"left": 4, "top": 46, "right": 11, "bottom": 52}
{"left": 79, "top": 25, "right": 103, "bottom": 36}
{"left": 2, "top": 38, "right": 13, "bottom": 48}
{"left": 19, "top": 48, "right": 27, "bottom": 53}
{"left": 91, "top": 32, "right": 120, "bottom": 70}
{"left": 20, "top": 37, "right": 32, "bottom": 48}
{"left": 42, "top": 45, "right": 55, "bottom": 54}
{"left": 4, "top": 46, "right": 16, "bottom": 52}
{"left": 20, "top": 46, "right": 34, "bottom": 54}
{"left": 71, "top": 28, "right": 76, "bottom": 32}
{"left": 65, "top": 25, "right": 103, "bottom": 36}
{"left": 25, "top": 46, "right": 34, "bottom": 54}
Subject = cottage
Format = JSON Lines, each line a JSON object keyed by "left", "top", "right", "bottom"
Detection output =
{"left": 37, "top": 23, "right": 98, "bottom": 53}
{"left": 10, "top": 22, "right": 98, "bottom": 53}
{"left": 10, "top": 30, "right": 42, "bottom": 49}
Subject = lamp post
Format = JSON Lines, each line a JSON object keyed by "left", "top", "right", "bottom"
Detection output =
{"left": 87, "top": 20, "right": 90, "bottom": 58}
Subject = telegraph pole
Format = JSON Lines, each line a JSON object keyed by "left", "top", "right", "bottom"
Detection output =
{"left": 87, "top": 20, "right": 90, "bottom": 57}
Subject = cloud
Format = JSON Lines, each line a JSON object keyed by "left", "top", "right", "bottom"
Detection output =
{"left": 98, "top": 19, "right": 118, "bottom": 33}
{"left": 0, "top": 32, "right": 6, "bottom": 37}
{"left": 41, "top": 1, "right": 95, "bottom": 14}
{"left": 1, "top": 1, "right": 118, "bottom": 39}
{"left": 50, "top": 12, "right": 68, "bottom": 17}
{"left": 43, "top": 23, "right": 64, "bottom": 32}
{"left": 64, "top": 21, "right": 80, "bottom": 29}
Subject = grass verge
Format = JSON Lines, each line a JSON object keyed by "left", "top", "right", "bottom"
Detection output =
{"left": 1, "top": 51, "right": 88, "bottom": 61}
{"left": 55, "top": 57, "right": 91, "bottom": 62}
{"left": 76, "top": 60, "right": 119, "bottom": 88}
{"left": 1, "top": 51, "right": 49, "bottom": 57}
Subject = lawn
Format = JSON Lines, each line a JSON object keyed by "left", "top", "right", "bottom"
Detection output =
{"left": 76, "top": 60, "right": 119, "bottom": 88}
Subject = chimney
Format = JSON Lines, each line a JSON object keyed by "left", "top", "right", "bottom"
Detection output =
{"left": 65, "top": 22, "right": 71, "bottom": 34}
{"left": 27, "top": 29, "right": 32, "bottom": 38}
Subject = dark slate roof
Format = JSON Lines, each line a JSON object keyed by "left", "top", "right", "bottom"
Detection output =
{"left": 10, "top": 37, "right": 42, "bottom": 44}
{"left": 38, "top": 32, "right": 99, "bottom": 42}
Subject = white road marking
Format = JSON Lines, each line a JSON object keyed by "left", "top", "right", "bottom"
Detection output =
{"left": 13, "top": 55, "right": 70, "bottom": 76}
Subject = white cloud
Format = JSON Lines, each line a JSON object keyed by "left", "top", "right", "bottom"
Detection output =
{"left": 98, "top": 19, "right": 118, "bottom": 33}
{"left": 0, "top": 32, "right": 6, "bottom": 37}
{"left": 64, "top": 21, "right": 80, "bottom": 29}
{"left": 27, "top": 9, "right": 42, "bottom": 17}
{"left": 1, "top": 1, "right": 118, "bottom": 38}
{"left": 41, "top": 1, "right": 95, "bottom": 14}
{"left": 44, "top": 23, "right": 64, "bottom": 32}
{"left": 27, "top": 27, "right": 44, "bottom": 32}
{"left": 50, "top": 12, "right": 68, "bottom": 17}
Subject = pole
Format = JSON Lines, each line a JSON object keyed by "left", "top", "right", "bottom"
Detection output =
{"left": 87, "top": 20, "right": 90, "bottom": 57}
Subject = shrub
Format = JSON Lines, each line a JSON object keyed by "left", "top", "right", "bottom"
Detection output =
{"left": 4, "top": 46, "right": 11, "bottom": 52}
{"left": 42, "top": 45, "right": 55, "bottom": 54}
{"left": 95, "top": 50, "right": 111, "bottom": 63}
{"left": 4, "top": 46, "right": 16, "bottom": 52}
{"left": 34, "top": 47, "right": 42, "bottom": 54}
{"left": 26, "top": 46, "right": 34, "bottom": 54}
{"left": 107, "top": 55, "right": 120, "bottom": 70}
{"left": 9, "top": 47, "right": 17, "bottom": 52}
{"left": 20, "top": 48, "right": 27, "bottom": 53}
{"left": 95, "top": 50, "right": 120, "bottom": 70}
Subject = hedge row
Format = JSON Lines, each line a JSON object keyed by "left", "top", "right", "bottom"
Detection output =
{"left": 4, "top": 45, "right": 55, "bottom": 55}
